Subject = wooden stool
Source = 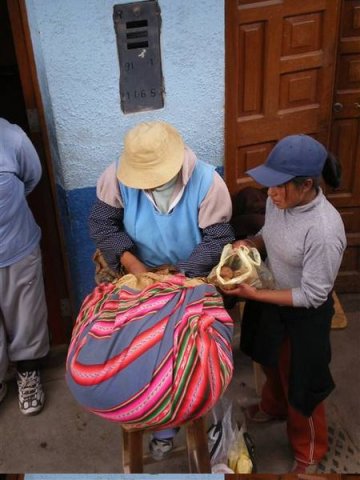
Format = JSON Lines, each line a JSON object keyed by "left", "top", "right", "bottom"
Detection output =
{"left": 121, "top": 416, "right": 211, "bottom": 473}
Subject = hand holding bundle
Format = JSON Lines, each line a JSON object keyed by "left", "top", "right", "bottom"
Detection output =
{"left": 208, "top": 243, "right": 274, "bottom": 290}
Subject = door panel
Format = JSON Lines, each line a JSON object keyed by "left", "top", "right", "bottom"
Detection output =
{"left": 225, "top": 0, "right": 341, "bottom": 193}
{"left": 329, "top": 0, "right": 360, "bottom": 291}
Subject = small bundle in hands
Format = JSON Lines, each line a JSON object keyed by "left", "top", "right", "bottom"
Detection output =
{"left": 208, "top": 243, "right": 274, "bottom": 290}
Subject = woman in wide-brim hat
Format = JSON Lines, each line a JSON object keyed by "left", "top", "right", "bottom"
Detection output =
{"left": 89, "top": 121, "right": 235, "bottom": 277}
{"left": 222, "top": 134, "right": 346, "bottom": 473}
{"left": 88, "top": 120, "right": 235, "bottom": 459}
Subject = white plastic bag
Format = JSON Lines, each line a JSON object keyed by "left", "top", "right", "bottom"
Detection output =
{"left": 208, "top": 243, "right": 274, "bottom": 290}
{"left": 208, "top": 397, "right": 236, "bottom": 466}
{"left": 228, "top": 423, "right": 254, "bottom": 473}
{"left": 207, "top": 397, "right": 255, "bottom": 473}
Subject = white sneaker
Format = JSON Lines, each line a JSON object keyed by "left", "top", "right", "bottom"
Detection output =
{"left": 0, "top": 383, "right": 7, "bottom": 403}
{"left": 149, "top": 437, "right": 174, "bottom": 461}
{"left": 17, "top": 370, "right": 45, "bottom": 415}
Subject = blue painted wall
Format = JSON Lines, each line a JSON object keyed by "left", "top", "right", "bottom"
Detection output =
{"left": 25, "top": 0, "right": 226, "bottom": 310}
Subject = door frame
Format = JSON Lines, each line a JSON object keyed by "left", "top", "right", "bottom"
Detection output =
{"left": 6, "top": 0, "right": 74, "bottom": 342}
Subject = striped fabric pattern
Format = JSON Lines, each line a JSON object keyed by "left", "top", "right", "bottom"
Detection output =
{"left": 66, "top": 274, "right": 234, "bottom": 430}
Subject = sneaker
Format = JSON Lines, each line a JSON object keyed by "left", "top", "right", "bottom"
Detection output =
{"left": 245, "top": 404, "right": 286, "bottom": 423}
{"left": 0, "top": 382, "right": 7, "bottom": 403}
{"left": 16, "top": 370, "right": 45, "bottom": 415}
{"left": 291, "top": 459, "right": 318, "bottom": 473}
{"left": 149, "top": 437, "right": 174, "bottom": 461}
{"left": 207, "top": 421, "right": 223, "bottom": 461}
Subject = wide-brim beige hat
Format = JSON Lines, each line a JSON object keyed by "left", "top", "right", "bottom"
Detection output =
{"left": 117, "top": 121, "right": 185, "bottom": 189}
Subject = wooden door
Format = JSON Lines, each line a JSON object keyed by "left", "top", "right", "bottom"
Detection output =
{"left": 328, "top": 0, "right": 360, "bottom": 291}
{"left": 224, "top": 0, "right": 360, "bottom": 293}
{"left": 1, "top": 0, "right": 74, "bottom": 342}
{"left": 225, "top": 0, "right": 341, "bottom": 194}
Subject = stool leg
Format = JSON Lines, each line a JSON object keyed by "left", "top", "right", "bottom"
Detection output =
{"left": 186, "top": 417, "right": 211, "bottom": 473}
{"left": 122, "top": 429, "right": 144, "bottom": 473}
{"left": 122, "top": 428, "right": 131, "bottom": 474}
{"left": 253, "top": 361, "right": 265, "bottom": 396}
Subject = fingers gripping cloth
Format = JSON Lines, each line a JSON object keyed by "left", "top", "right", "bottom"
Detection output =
{"left": 66, "top": 273, "right": 234, "bottom": 430}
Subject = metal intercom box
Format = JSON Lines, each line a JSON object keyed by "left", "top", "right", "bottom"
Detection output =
{"left": 113, "top": 1, "right": 164, "bottom": 113}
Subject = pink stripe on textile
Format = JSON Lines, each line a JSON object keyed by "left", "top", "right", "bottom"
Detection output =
{"left": 116, "top": 306, "right": 216, "bottom": 426}
{"left": 177, "top": 359, "right": 206, "bottom": 423}
{"left": 174, "top": 313, "right": 230, "bottom": 423}
{"left": 178, "top": 318, "right": 214, "bottom": 421}
{"left": 95, "top": 357, "right": 174, "bottom": 422}
{"left": 169, "top": 333, "right": 206, "bottom": 422}
{"left": 89, "top": 322, "right": 115, "bottom": 337}
{"left": 211, "top": 328, "right": 233, "bottom": 368}
{"left": 69, "top": 316, "right": 169, "bottom": 385}
{"left": 206, "top": 306, "right": 234, "bottom": 322}
{"left": 67, "top": 274, "right": 234, "bottom": 430}
{"left": 67, "top": 283, "right": 118, "bottom": 349}
{"left": 115, "top": 292, "right": 176, "bottom": 327}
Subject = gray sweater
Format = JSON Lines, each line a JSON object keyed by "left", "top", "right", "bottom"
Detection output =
{"left": 259, "top": 189, "right": 346, "bottom": 308}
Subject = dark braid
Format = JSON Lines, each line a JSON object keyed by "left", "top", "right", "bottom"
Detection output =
{"left": 322, "top": 152, "right": 342, "bottom": 188}
{"left": 291, "top": 153, "right": 341, "bottom": 190}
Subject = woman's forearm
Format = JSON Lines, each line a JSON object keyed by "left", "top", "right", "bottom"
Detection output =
{"left": 222, "top": 283, "right": 293, "bottom": 306}
{"left": 252, "top": 288, "right": 293, "bottom": 306}
{"left": 120, "top": 251, "right": 148, "bottom": 274}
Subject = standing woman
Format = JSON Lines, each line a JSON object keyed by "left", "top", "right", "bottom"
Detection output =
{"left": 223, "top": 135, "right": 346, "bottom": 473}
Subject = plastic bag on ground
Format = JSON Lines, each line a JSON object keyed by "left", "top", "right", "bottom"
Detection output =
{"left": 207, "top": 396, "right": 255, "bottom": 473}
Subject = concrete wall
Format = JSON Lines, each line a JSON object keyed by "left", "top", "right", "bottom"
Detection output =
{"left": 25, "top": 0, "right": 225, "bottom": 309}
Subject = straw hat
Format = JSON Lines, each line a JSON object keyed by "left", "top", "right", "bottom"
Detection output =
{"left": 117, "top": 121, "right": 185, "bottom": 189}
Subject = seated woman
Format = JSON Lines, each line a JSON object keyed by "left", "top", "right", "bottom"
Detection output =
{"left": 72, "top": 120, "right": 235, "bottom": 460}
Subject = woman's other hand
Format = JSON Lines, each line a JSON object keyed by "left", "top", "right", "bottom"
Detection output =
{"left": 220, "top": 282, "right": 258, "bottom": 300}
{"left": 120, "top": 251, "right": 149, "bottom": 274}
{"left": 233, "top": 235, "right": 266, "bottom": 256}
{"left": 222, "top": 283, "right": 294, "bottom": 307}
{"left": 233, "top": 239, "right": 254, "bottom": 249}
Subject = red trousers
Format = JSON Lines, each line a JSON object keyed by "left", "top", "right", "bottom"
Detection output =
{"left": 259, "top": 338, "right": 328, "bottom": 464}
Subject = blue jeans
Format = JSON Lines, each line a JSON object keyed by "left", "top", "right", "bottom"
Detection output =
{"left": 153, "top": 427, "right": 179, "bottom": 440}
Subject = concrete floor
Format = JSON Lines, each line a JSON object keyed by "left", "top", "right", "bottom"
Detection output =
{"left": 0, "top": 293, "right": 359, "bottom": 474}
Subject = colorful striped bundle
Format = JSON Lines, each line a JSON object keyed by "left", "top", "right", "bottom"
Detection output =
{"left": 66, "top": 273, "right": 234, "bottom": 430}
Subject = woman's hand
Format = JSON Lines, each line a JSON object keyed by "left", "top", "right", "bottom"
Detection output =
{"left": 220, "top": 283, "right": 258, "bottom": 300}
{"left": 233, "top": 235, "right": 266, "bottom": 256}
{"left": 233, "top": 239, "right": 254, "bottom": 249}
{"left": 120, "top": 251, "right": 149, "bottom": 274}
{"left": 222, "top": 284, "right": 294, "bottom": 306}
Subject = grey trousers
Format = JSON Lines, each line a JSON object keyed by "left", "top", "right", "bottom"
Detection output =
{"left": 0, "top": 245, "right": 50, "bottom": 381}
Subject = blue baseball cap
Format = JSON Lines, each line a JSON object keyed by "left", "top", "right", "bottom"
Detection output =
{"left": 246, "top": 134, "right": 328, "bottom": 187}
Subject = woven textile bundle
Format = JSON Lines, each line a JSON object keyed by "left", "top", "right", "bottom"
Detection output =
{"left": 66, "top": 273, "right": 234, "bottom": 430}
